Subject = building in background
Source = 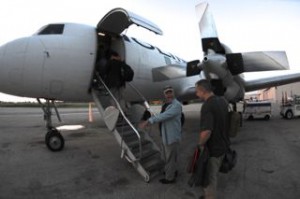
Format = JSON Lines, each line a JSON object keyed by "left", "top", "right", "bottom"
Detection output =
{"left": 244, "top": 91, "right": 260, "bottom": 101}
{"left": 257, "top": 82, "right": 300, "bottom": 103}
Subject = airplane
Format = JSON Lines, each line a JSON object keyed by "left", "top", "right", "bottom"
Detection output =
{"left": 1, "top": 2, "right": 300, "bottom": 181}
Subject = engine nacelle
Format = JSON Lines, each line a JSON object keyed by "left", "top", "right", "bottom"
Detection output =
{"left": 202, "top": 54, "right": 245, "bottom": 102}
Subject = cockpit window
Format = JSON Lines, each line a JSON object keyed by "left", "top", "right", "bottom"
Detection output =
{"left": 38, "top": 24, "right": 65, "bottom": 35}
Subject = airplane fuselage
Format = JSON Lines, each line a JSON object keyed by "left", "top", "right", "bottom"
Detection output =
{"left": 0, "top": 23, "right": 199, "bottom": 103}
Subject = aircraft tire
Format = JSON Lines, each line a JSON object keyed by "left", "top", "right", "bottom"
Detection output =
{"left": 248, "top": 115, "right": 254, "bottom": 121}
{"left": 45, "top": 130, "right": 65, "bottom": 152}
{"left": 285, "top": 111, "right": 293, "bottom": 120}
{"left": 264, "top": 115, "right": 270, "bottom": 120}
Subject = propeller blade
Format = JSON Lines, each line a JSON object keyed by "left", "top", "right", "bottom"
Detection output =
{"left": 186, "top": 60, "right": 201, "bottom": 77}
{"left": 195, "top": 2, "right": 225, "bottom": 54}
{"left": 242, "top": 51, "right": 289, "bottom": 72}
{"left": 225, "top": 51, "right": 289, "bottom": 76}
{"left": 196, "top": 2, "right": 218, "bottom": 39}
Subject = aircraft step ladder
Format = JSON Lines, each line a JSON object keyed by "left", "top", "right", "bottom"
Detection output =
{"left": 91, "top": 74, "right": 164, "bottom": 182}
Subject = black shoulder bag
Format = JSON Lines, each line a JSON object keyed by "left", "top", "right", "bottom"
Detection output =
{"left": 219, "top": 147, "right": 237, "bottom": 173}
{"left": 219, "top": 99, "right": 238, "bottom": 173}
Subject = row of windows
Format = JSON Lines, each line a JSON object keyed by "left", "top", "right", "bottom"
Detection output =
{"left": 245, "top": 103, "right": 271, "bottom": 107}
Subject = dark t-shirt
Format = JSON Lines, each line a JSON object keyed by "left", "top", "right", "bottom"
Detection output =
{"left": 159, "top": 102, "right": 171, "bottom": 134}
{"left": 200, "top": 95, "right": 229, "bottom": 157}
{"left": 103, "top": 59, "right": 126, "bottom": 88}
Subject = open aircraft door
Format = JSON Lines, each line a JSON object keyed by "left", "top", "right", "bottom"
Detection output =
{"left": 97, "top": 8, "right": 163, "bottom": 36}
{"left": 96, "top": 8, "right": 163, "bottom": 79}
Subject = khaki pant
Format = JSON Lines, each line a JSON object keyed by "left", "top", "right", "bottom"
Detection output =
{"left": 203, "top": 155, "right": 224, "bottom": 199}
{"left": 162, "top": 142, "right": 179, "bottom": 180}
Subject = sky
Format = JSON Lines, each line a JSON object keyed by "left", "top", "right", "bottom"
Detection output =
{"left": 0, "top": 0, "right": 299, "bottom": 102}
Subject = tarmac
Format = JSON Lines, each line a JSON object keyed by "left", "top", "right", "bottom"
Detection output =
{"left": 0, "top": 104, "right": 300, "bottom": 199}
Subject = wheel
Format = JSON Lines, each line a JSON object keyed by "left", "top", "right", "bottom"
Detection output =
{"left": 285, "top": 111, "right": 293, "bottom": 120}
{"left": 264, "top": 115, "right": 270, "bottom": 121}
{"left": 45, "top": 130, "right": 65, "bottom": 152}
{"left": 248, "top": 115, "right": 254, "bottom": 120}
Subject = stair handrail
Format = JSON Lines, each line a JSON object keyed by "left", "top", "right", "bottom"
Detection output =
{"left": 127, "top": 82, "right": 156, "bottom": 116}
{"left": 95, "top": 73, "right": 142, "bottom": 161}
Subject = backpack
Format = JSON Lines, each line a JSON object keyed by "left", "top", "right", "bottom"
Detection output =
{"left": 228, "top": 110, "right": 241, "bottom": 138}
{"left": 121, "top": 63, "right": 134, "bottom": 82}
{"left": 181, "top": 113, "right": 185, "bottom": 127}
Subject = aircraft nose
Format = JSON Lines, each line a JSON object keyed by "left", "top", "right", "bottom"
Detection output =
{"left": 0, "top": 37, "right": 29, "bottom": 95}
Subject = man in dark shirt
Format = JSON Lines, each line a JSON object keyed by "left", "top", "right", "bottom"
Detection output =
{"left": 195, "top": 79, "right": 229, "bottom": 199}
{"left": 103, "top": 51, "right": 126, "bottom": 88}
{"left": 100, "top": 51, "right": 133, "bottom": 110}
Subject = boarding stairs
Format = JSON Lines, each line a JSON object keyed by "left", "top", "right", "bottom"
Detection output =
{"left": 92, "top": 74, "right": 164, "bottom": 182}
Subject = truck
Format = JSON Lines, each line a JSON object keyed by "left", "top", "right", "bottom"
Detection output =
{"left": 280, "top": 95, "right": 300, "bottom": 119}
{"left": 243, "top": 101, "right": 272, "bottom": 120}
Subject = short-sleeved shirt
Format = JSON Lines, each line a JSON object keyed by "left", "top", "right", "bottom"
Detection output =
{"left": 200, "top": 95, "right": 229, "bottom": 157}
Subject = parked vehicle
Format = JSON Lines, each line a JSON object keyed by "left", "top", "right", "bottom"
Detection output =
{"left": 243, "top": 101, "right": 272, "bottom": 120}
{"left": 280, "top": 95, "right": 300, "bottom": 119}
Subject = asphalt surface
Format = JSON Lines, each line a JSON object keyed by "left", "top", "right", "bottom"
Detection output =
{"left": 0, "top": 105, "right": 299, "bottom": 199}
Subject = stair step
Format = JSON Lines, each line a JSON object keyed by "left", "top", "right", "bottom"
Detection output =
{"left": 131, "top": 142, "right": 152, "bottom": 155}
{"left": 116, "top": 115, "right": 127, "bottom": 126}
{"left": 140, "top": 149, "right": 161, "bottom": 164}
{"left": 118, "top": 128, "right": 143, "bottom": 143}
{"left": 116, "top": 125, "right": 133, "bottom": 134}
{"left": 139, "top": 149, "right": 160, "bottom": 161}
{"left": 143, "top": 159, "right": 165, "bottom": 173}
{"left": 127, "top": 139, "right": 151, "bottom": 150}
{"left": 122, "top": 133, "right": 138, "bottom": 143}
{"left": 117, "top": 126, "right": 144, "bottom": 136}
{"left": 116, "top": 120, "right": 126, "bottom": 127}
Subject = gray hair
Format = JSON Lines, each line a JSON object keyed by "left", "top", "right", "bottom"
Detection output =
{"left": 195, "top": 79, "right": 213, "bottom": 92}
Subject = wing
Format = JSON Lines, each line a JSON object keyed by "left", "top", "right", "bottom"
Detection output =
{"left": 241, "top": 70, "right": 300, "bottom": 92}
{"left": 152, "top": 65, "right": 186, "bottom": 82}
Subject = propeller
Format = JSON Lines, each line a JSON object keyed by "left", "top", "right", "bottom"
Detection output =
{"left": 186, "top": 2, "right": 289, "bottom": 102}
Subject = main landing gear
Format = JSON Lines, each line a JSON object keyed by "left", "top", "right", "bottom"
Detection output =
{"left": 37, "top": 99, "right": 65, "bottom": 152}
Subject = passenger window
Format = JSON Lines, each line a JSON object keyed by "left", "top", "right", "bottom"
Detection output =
{"left": 38, "top": 24, "right": 65, "bottom": 35}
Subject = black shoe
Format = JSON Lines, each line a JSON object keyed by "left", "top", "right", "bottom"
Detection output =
{"left": 159, "top": 178, "right": 176, "bottom": 184}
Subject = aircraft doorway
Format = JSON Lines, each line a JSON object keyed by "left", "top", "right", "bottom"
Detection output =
{"left": 93, "top": 33, "right": 126, "bottom": 81}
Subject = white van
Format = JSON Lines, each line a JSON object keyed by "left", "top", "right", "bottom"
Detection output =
{"left": 280, "top": 95, "right": 300, "bottom": 119}
{"left": 243, "top": 101, "right": 272, "bottom": 120}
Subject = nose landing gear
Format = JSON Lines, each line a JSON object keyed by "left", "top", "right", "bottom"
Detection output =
{"left": 45, "top": 128, "right": 65, "bottom": 152}
{"left": 37, "top": 99, "right": 65, "bottom": 152}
